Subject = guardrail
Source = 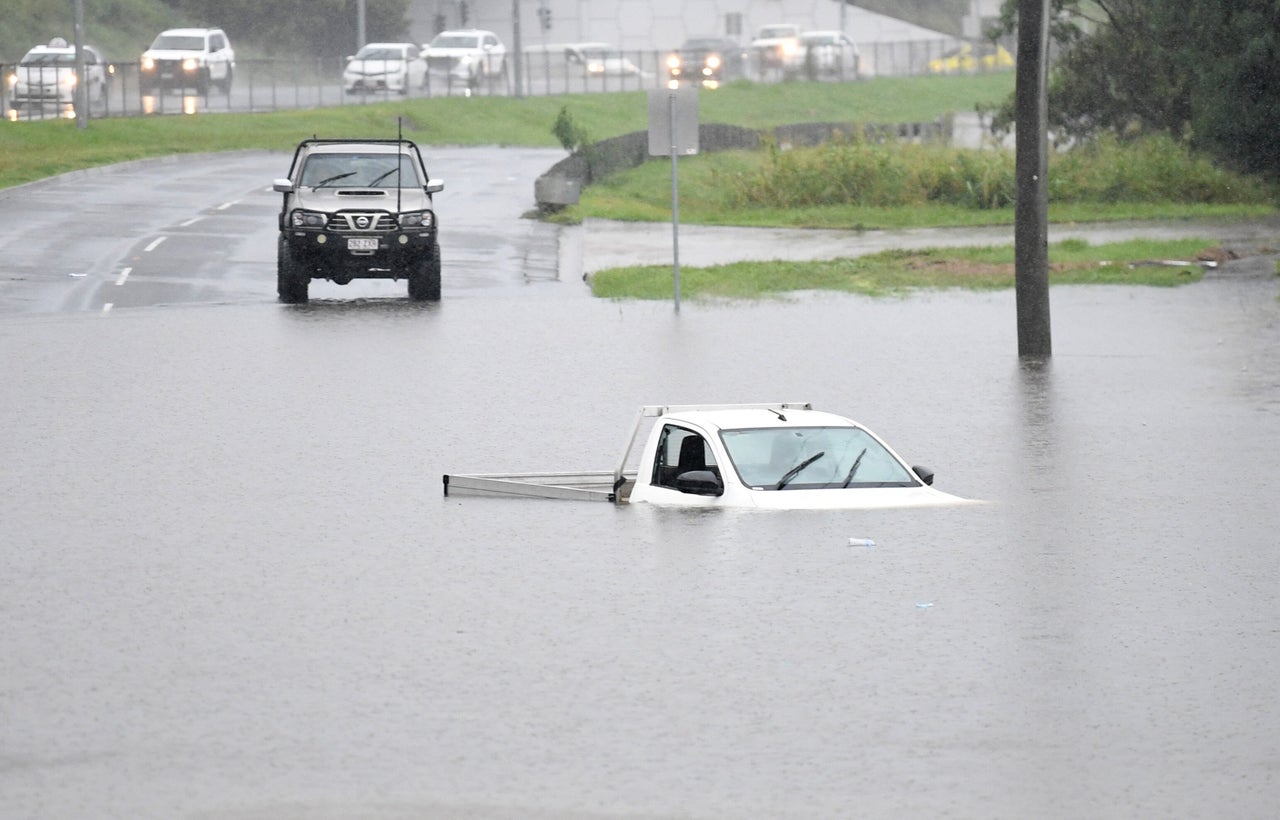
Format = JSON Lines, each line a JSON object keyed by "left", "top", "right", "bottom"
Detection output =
{"left": 2, "top": 41, "right": 1007, "bottom": 123}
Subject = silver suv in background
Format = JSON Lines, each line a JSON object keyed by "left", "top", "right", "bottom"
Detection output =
{"left": 140, "top": 27, "right": 234, "bottom": 94}
{"left": 272, "top": 139, "right": 445, "bottom": 303}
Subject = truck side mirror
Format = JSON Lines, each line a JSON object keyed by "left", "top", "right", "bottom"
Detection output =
{"left": 674, "top": 470, "right": 724, "bottom": 497}
{"left": 272, "top": 178, "right": 294, "bottom": 193}
{"left": 912, "top": 466, "right": 935, "bottom": 486}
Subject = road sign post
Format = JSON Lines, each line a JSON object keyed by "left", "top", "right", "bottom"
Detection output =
{"left": 647, "top": 87, "right": 698, "bottom": 313}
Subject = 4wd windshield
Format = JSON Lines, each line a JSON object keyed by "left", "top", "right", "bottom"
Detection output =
{"left": 149, "top": 35, "right": 206, "bottom": 50}
{"left": 720, "top": 426, "right": 918, "bottom": 490}
{"left": 299, "top": 153, "right": 422, "bottom": 189}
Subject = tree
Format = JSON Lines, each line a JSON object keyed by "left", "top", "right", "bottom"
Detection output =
{"left": 988, "top": 0, "right": 1280, "bottom": 180}
{"left": 1184, "top": 3, "right": 1280, "bottom": 179}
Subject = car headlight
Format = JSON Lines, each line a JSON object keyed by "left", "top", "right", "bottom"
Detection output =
{"left": 182, "top": 57, "right": 199, "bottom": 73}
{"left": 666, "top": 54, "right": 682, "bottom": 71}
{"left": 61, "top": 73, "right": 78, "bottom": 88}
{"left": 5, "top": 73, "right": 16, "bottom": 89}
{"left": 706, "top": 55, "right": 722, "bottom": 70}
{"left": 141, "top": 56, "right": 155, "bottom": 71}
{"left": 399, "top": 211, "right": 434, "bottom": 228}
{"left": 290, "top": 209, "right": 327, "bottom": 228}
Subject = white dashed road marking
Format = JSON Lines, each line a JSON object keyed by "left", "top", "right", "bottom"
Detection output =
{"left": 115, "top": 267, "right": 131, "bottom": 286}
{"left": 143, "top": 236, "right": 166, "bottom": 253}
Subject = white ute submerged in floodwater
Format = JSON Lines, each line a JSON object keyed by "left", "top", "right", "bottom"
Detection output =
{"left": 443, "top": 403, "right": 974, "bottom": 510}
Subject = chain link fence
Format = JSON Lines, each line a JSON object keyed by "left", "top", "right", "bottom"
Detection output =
{"left": 3, "top": 40, "right": 1005, "bottom": 123}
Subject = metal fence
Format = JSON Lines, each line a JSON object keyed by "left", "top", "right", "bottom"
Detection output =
{"left": 3, "top": 40, "right": 1006, "bottom": 123}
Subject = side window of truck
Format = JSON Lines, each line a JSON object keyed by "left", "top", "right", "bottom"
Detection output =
{"left": 652, "top": 425, "right": 718, "bottom": 489}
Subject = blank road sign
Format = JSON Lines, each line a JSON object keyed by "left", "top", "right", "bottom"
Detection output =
{"left": 647, "top": 87, "right": 699, "bottom": 156}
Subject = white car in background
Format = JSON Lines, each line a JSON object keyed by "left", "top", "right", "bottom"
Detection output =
{"left": 7, "top": 38, "right": 109, "bottom": 108}
{"left": 423, "top": 29, "right": 506, "bottom": 89}
{"left": 750, "top": 23, "right": 802, "bottom": 74}
{"left": 140, "top": 27, "right": 235, "bottom": 93}
{"left": 799, "top": 30, "right": 861, "bottom": 78}
{"left": 565, "top": 42, "right": 642, "bottom": 78}
{"left": 343, "top": 42, "right": 427, "bottom": 94}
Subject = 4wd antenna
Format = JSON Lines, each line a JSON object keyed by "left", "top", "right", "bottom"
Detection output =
{"left": 396, "top": 117, "right": 403, "bottom": 214}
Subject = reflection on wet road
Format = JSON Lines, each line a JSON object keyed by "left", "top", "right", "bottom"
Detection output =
{"left": 2, "top": 269, "right": 1279, "bottom": 816}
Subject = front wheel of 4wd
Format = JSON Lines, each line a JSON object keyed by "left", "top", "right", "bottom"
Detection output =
{"left": 407, "top": 244, "right": 441, "bottom": 301}
{"left": 277, "top": 239, "right": 310, "bottom": 304}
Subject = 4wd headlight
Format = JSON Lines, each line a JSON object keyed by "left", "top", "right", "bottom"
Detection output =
{"left": 141, "top": 57, "right": 155, "bottom": 71}
{"left": 182, "top": 57, "right": 199, "bottom": 73}
{"left": 400, "top": 211, "right": 434, "bottom": 228}
{"left": 290, "top": 209, "right": 327, "bottom": 228}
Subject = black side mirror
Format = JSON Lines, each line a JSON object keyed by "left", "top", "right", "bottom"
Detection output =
{"left": 912, "top": 466, "right": 935, "bottom": 486}
{"left": 674, "top": 470, "right": 724, "bottom": 497}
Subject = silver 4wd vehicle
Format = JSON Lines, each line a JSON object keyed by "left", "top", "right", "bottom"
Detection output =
{"left": 272, "top": 139, "right": 445, "bottom": 303}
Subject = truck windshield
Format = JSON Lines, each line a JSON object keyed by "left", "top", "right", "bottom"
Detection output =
{"left": 720, "top": 426, "right": 918, "bottom": 490}
{"left": 300, "top": 154, "right": 422, "bottom": 188}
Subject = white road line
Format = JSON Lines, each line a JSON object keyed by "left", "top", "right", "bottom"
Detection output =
{"left": 179, "top": 217, "right": 203, "bottom": 227}
{"left": 144, "top": 236, "right": 167, "bottom": 252}
{"left": 216, "top": 200, "right": 237, "bottom": 210}
{"left": 102, "top": 303, "right": 113, "bottom": 313}
{"left": 115, "top": 267, "right": 131, "bottom": 286}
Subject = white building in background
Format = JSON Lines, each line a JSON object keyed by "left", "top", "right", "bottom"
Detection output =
{"left": 406, "top": 0, "right": 987, "bottom": 72}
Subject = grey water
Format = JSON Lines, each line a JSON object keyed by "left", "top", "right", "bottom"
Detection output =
{"left": 2, "top": 271, "right": 1278, "bottom": 818}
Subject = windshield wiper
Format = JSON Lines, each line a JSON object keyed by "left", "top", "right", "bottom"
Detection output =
{"left": 366, "top": 168, "right": 401, "bottom": 187}
{"left": 313, "top": 171, "right": 355, "bottom": 188}
{"left": 775, "top": 451, "right": 824, "bottom": 490}
{"left": 841, "top": 448, "right": 868, "bottom": 488}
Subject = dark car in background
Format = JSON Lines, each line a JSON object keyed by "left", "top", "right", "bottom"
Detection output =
{"left": 664, "top": 36, "right": 746, "bottom": 88}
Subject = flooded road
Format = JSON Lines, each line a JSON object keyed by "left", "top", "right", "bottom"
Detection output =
{"left": 3, "top": 267, "right": 1279, "bottom": 817}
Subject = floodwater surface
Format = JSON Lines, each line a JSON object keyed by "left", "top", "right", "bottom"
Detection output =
{"left": 2, "top": 271, "right": 1279, "bottom": 818}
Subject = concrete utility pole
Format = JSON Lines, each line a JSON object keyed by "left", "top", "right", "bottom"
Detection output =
{"left": 1014, "top": 0, "right": 1051, "bottom": 357}
{"left": 357, "top": 0, "right": 367, "bottom": 52}
{"left": 511, "top": 0, "right": 524, "bottom": 98}
{"left": 73, "top": 0, "right": 87, "bottom": 130}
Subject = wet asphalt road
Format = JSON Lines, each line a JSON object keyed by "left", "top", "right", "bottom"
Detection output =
{"left": 0, "top": 148, "right": 566, "bottom": 315}
{"left": 2, "top": 150, "right": 1279, "bottom": 819}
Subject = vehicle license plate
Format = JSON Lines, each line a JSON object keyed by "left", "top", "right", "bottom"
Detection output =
{"left": 347, "top": 237, "right": 378, "bottom": 251}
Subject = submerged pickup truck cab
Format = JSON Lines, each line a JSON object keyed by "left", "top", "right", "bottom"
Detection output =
{"left": 444, "top": 403, "right": 971, "bottom": 510}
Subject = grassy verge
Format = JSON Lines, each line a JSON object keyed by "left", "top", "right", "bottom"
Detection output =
{"left": 589, "top": 238, "right": 1230, "bottom": 300}
{"left": 0, "top": 75, "right": 1014, "bottom": 189}
{"left": 570, "top": 136, "right": 1278, "bottom": 230}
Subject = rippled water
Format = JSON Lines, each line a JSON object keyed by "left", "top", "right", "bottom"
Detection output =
{"left": 2, "top": 274, "right": 1278, "bottom": 818}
